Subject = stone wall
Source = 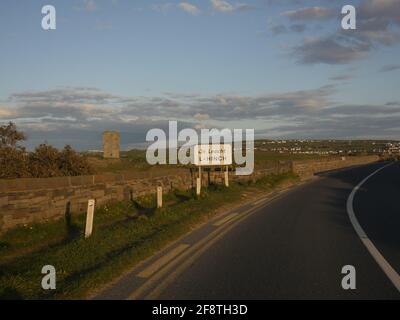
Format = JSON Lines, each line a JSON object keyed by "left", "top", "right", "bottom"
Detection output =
{"left": 0, "top": 162, "right": 291, "bottom": 232}
{"left": 0, "top": 156, "right": 379, "bottom": 233}
{"left": 292, "top": 155, "right": 380, "bottom": 179}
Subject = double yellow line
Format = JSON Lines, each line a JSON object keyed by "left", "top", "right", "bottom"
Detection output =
{"left": 127, "top": 192, "right": 285, "bottom": 300}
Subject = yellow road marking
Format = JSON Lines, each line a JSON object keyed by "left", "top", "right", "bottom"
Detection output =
{"left": 127, "top": 189, "right": 289, "bottom": 300}
{"left": 145, "top": 210, "right": 256, "bottom": 300}
{"left": 127, "top": 213, "right": 245, "bottom": 300}
{"left": 252, "top": 198, "right": 267, "bottom": 206}
{"left": 137, "top": 244, "right": 190, "bottom": 279}
{"left": 213, "top": 213, "right": 238, "bottom": 227}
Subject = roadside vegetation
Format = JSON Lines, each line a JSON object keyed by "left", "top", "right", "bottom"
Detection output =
{"left": 0, "top": 122, "right": 93, "bottom": 179}
{"left": 0, "top": 171, "right": 298, "bottom": 300}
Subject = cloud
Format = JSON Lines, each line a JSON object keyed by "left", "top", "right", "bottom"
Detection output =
{"left": 6, "top": 87, "right": 120, "bottom": 124}
{"left": 270, "top": 24, "right": 288, "bottom": 35}
{"left": 359, "top": 0, "right": 400, "bottom": 25}
{"left": 1, "top": 85, "right": 336, "bottom": 124}
{"left": 194, "top": 113, "right": 210, "bottom": 120}
{"left": 289, "top": 1, "right": 400, "bottom": 65}
{"left": 289, "top": 24, "right": 307, "bottom": 33}
{"left": 3, "top": 85, "right": 400, "bottom": 148}
{"left": 10, "top": 87, "right": 118, "bottom": 104}
{"left": 282, "top": 7, "right": 337, "bottom": 21}
{"left": 270, "top": 23, "right": 306, "bottom": 35}
{"left": 266, "top": 103, "right": 400, "bottom": 140}
{"left": 210, "top": 0, "right": 253, "bottom": 13}
{"left": 0, "top": 107, "right": 15, "bottom": 118}
{"left": 379, "top": 64, "right": 400, "bottom": 72}
{"left": 329, "top": 74, "right": 354, "bottom": 81}
{"left": 293, "top": 35, "right": 370, "bottom": 65}
{"left": 178, "top": 2, "right": 201, "bottom": 15}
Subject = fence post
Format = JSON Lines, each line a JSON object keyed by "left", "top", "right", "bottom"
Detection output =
{"left": 157, "top": 186, "right": 163, "bottom": 208}
{"left": 85, "top": 199, "right": 95, "bottom": 239}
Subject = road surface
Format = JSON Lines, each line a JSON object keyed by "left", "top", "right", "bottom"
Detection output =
{"left": 96, "top": 161, "right": 400, "bottom": 300}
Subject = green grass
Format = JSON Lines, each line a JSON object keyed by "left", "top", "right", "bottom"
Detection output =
{"left": 0, "top": 172, "right": 299, "bottom": 300}
{"left": 88, "top": 149, "right": 324, "bottom": 174}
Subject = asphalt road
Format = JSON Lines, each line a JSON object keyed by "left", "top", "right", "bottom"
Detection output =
{"left": 158, "top": 162, "right": 400, "bottom": 299}
{"left": 97, "top": 161, "right": 400, "bottom": 300}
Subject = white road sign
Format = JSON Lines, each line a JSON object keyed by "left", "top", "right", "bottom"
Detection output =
{"left": 193, "top": 144, "right": 233, "bottom": 166}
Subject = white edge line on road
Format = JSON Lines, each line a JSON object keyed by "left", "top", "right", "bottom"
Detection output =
{"left": 346, "top": 162, "right": 400, "bottom": 292}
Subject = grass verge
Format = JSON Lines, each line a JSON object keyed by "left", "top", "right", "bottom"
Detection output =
{"left": 0, "top": 172, "right": 299, "bottom": 300}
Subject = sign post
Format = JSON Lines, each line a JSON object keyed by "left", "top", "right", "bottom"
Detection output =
{"left": 224, "top": 166, "right": 229, "bottom": 187}
{"left": 197, "top": 167, "right": 202, "bottom": 196}
{"left": 193, "top": 144, "right": 233, "bottom": 194}
{"left": 85, "top": 199, "right": 95, "bottom": 239}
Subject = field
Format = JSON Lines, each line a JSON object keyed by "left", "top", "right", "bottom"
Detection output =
{"left": 86, "top": 139, "right": 396, "bottom": 175}
{"left": 87, "top": 149, "right": 326, "bottom": 174}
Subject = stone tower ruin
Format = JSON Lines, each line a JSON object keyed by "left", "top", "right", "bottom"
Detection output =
{"left": 103, "top": 131, "right": 120, "bottom": 159}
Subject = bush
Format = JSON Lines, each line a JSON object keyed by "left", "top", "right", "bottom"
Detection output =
{"left": 0, "top": 123, "right": 29, "bottom": 179}
{"left": 59, "top": 145, "right": 93, "bottom": 176}
{"left": 0, "top": 146, "right": 30, "bottom": 179}
{"left": 0, "top": 122, "right": 93, "bottom": 179}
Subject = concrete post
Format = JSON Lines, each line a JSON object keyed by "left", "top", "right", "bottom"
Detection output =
{"left": 85, "top": 199, "right": 95, "bottom": 238}
{"left": 157, "top": 186, "right": 163, "bottom": 208}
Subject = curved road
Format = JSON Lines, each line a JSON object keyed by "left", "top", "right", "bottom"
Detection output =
{"left": 97, "top": 162, "right": 400, "bottom": 300}
{"left": 158, "top": 162, "right": 400, "bottom": 299}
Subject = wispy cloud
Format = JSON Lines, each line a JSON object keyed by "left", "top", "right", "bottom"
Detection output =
{"left": 293, "top": 35, "right": 370, "bottom": 65}
{"left": 282, "top": 0, "right": 400, "bottom": 65}
{"left": 270, "top": 23, "right": 306, "bottom": 35}
{"left": 210, "top": 0, "right": 253, "bottom": 13}
{"left": 3, "top": 85, "right": 400, "bottom": 147}
{"left": 329, "top": 74, "right": 354, "bottom": 81}
{"left": 379, "top": 64, "right": 400, "bottom": 73}
{"left": 282, "top": 7, "right": 337, "bottom": 21}
{"left": 290, "top": 1, "right": 400, "bottom": 65}
{"left": 178, "top": 2, "right": 201, "bottom": 15}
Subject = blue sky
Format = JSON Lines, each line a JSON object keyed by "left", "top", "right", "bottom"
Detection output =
{"left": 1, "top": 0, "right": 400, "bottom": 149}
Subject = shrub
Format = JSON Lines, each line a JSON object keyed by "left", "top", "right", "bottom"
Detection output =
{"left": 0, "top": 123, "right": 29, "bottom": 179}
{"left": 59, "top": 145, "right": 93, "bottom": 176}
{"left": 0, "top": 122, "right": 94, "bottom": 179}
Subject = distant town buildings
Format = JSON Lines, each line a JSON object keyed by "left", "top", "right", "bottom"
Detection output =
{"left": 387, "top": 142, "right": 400, "bottom": 154}
{"left": 254, "top": 139, "right": 400, "bottom": 156}
{"left": 103, "top": 131, "right": 120, "bottom": 159}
